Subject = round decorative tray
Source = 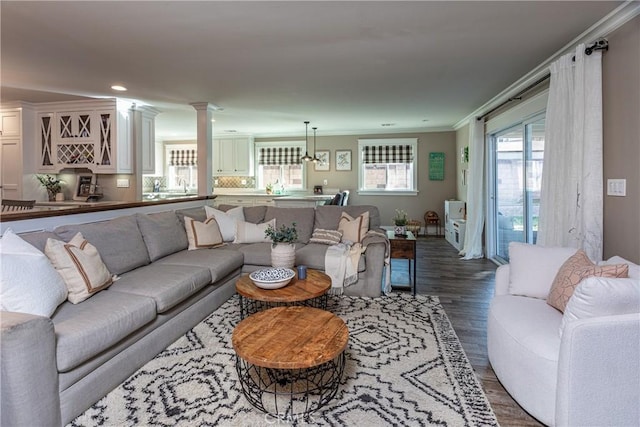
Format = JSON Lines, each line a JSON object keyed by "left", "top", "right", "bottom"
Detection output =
{"left": 249, "top": 267, "right": 296, "bottom": 290}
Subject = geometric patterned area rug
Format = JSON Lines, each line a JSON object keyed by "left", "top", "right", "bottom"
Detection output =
{"left": 70, "top": 293, "right": 498, "bottom": 427}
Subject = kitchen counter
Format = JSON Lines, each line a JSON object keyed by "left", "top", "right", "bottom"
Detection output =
{"left": 213, "top": 192, "right": 333, "bottom": 208}
{"left": 0, "top": 196, "right": 216, "bottom": 222}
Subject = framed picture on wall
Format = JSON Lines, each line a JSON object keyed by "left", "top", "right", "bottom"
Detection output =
{"left": 74, "top": 174, "right": 94, "bottom": 201}
{"left": 335, "top": 150, "right": 352, "bottom": 171}
{"left": 314, "top": 150, "right": 330, "bottom": 171}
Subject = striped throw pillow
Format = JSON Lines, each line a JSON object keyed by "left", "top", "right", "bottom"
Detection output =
{"left": 309, "top": 228, "right": 343, "bottom": 245}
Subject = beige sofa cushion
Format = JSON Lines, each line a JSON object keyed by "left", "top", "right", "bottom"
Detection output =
{"left": 156, "top": 247, "right": 244, "bottom": 282}
{"left": 264, "top": 207, "right": 315, "bottom": 243}
{"left": 136, "top": 211, "right": 189, "bottom": 261}
{"left": 314, "top": 205, "right": 381, "bottom": 230}
{"left": 52, "top": 291, "right": 156, "bottom": 372}
{"left": 55, "top": 215, "right": 150, "bottom": 275}
{"left": 110, "top": 264, "right": 212, "bottom": 313}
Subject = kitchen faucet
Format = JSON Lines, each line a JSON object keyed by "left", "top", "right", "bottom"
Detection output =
{"left": 177, "top": 176, "right": 188, "bottom": 193}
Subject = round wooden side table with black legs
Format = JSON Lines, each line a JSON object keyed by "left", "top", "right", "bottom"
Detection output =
{"left": 235, "top": 269, "right": 331, "bottom": 319}
{"left": 232, "top": 306, "right": 348, "bottom": 421}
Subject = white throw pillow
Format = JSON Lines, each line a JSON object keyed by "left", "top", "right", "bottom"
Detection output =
{"left": 184, "top": 216, "right": 224, "bottom": 250}
{"left": 45, "top": 232, "right": 114, "bottom": 304}
{"left": 0, "top": 229, "right": 68, "bottom": 317}
{"left": 508, "top": 242, "right": 578, "bottom": 299}
{"left": 204, "top": 206, "right": 245, "bottom": 242}
{"left": 234, "top": 219, "right": 276, "bottom": 244}
{"left": 560, "top": 276, "right": 640, "bottom": 336}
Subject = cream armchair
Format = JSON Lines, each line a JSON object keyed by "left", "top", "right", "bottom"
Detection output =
{"left": 487, "top": 243, "right": 640, "bottom": 426}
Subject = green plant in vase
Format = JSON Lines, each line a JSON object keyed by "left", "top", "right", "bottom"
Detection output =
{"left": 393, "top": 209, "right": 408, "bottom": 236}
{"left": 265, "top": 222, "right": 298, "bottom": 246}
{"left": 265, "top": 222, "right": 298, "bottom": 268}
{"left": 36, "top": 174, "right": 64, "bottom": 201}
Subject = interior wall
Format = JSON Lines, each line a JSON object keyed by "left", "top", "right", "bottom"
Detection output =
{"left": 602, "top": 16, "right": 640, "bottom": 262}
{"left": 257, "top": 131, "right": 457, "bottom": 227}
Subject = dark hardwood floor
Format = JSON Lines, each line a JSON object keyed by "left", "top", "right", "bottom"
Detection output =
{"left": 396, "top": 236, "right": 543, "bottom": 427}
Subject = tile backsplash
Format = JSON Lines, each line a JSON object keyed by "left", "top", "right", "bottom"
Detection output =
{"left": 214, "top": 176, "right": 255, "bottom": 189}
{"left": 142, "top": 176, "right": 167, "bottom": 192}
{"left": 143, "top": 175, "right": 255, "bottom": 191}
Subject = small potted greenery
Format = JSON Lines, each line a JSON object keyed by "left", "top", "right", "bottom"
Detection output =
{"left": 265, "top": 222, "right": 297, "bottom": 268}
{"left": 265, "top": 183, "right": 273, "bottom": 195}
{"left": 36, "top": 174, "right": 64, "bottom": 201}
{"left": 393, "top": 209, "right": 408, "bottom": 236}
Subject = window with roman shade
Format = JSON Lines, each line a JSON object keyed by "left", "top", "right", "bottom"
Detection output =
{"left": 358, "top": 138, "right": 418, "bottom": 195}
{"left": 169, "top": 149, "right": 197, "bottom": 166}
{"left": 362, "top": 144, "right": 413, "bottom": 164}
{"left": 258, "top": 146, "right": 302, "bottom": 165}
{"left": 255, "top": 142, "right": 306, "bottom": 191}
{"left": 165, "top": 144, "right": 197, "bottom": 192}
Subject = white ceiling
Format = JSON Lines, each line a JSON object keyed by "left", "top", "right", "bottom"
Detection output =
{"left": 0, "top": 1, "right": 622, "bottom": 140}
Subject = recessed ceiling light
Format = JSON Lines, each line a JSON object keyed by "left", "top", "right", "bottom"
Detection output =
{"left": 422, "top": 119, "right": 430, "bottom": 122}
{"left": 224, "top": 130, "right": 237, "bottom": 133}
{"left": 381, "top": 123, "right": 396, "bottom": 127}
{"left": 111, "top": 85, "right": 127, "bottom": 91}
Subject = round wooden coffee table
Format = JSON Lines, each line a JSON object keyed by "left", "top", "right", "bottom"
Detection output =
{"left": 236, "top": 268, "right": 331, "bottom": 319}
{"left": 232, "top": 306, "right": 348, "bottom": 419}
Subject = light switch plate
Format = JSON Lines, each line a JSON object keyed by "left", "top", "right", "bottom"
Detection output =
{"left": 607, "top": 179, "right": 626, "bottom": 196}
{"left": 116, "top": 178, "right": 130, "bottom": 188}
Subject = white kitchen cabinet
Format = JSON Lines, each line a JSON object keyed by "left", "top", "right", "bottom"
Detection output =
{"left": 0, "top": 110, "right": 21, "bottom": 137}
{"left": 36, "top": 99, "right": 133, "bottom": 174}
{"left": 1, "top": 139, "right": 21, "bottom": 199}
{"left": 0, "top": 105, "right": 36, "bottom": 200}
{"left": 139, "top": 107, "right": 160, "bottom": 175}
{"left": 213, "top": 136, "right": 254, "bottom": 176}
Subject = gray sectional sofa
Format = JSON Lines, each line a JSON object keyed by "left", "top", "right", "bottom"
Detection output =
{"left": 0, "top": 204, "right": 386, "bottom": 426}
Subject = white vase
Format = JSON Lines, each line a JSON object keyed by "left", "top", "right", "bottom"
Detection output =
{"left": 55, "top": 193, "right": 64, "bottom": 202}
{"left": 394, "top": 225, "right": 407, "bottom": 236}
{"left": 271, "top": 243, "right": 296, "bottom": 269}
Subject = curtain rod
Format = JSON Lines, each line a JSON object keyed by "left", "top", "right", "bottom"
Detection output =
{"left": 477, "top": 38, "right": 609, "bottom": 121}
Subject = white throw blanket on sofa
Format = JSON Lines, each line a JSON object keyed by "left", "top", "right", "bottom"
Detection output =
{"left": 325, "top": 242, "right": 363, "bottom": 294}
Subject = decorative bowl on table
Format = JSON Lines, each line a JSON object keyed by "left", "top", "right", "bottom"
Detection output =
{"left": 249, "top": 267, "right": 295, "bottom": 290}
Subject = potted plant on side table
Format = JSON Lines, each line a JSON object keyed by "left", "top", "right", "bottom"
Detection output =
{"left": 265, "top": 222, "right": 298, "bottom": 268}
{"left": 393, "top": 209, "right": 408, "bottom": 236}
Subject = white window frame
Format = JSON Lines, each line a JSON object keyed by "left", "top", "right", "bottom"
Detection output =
{"left": 357, "top": 138, "right": 418, "bottom": 196}
{"left": 254, "top": 140, "right": 307, "bottom": 190}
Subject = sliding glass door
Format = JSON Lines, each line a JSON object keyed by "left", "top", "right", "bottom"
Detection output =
{"left": 489, "top": 115, "right": 545, "bottom": 262}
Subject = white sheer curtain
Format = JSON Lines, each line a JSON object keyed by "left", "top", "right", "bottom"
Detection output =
{"left": 538, "top": 44, "right": 604, "bottom": 261}
{"left": 460, "top": 118, "right": 485, "bottom": 259}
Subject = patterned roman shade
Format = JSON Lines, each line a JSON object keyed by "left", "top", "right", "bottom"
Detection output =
{"left": 169, "top": 149, "right": 197, "bottom": 166}
{"left": 258, "top": 147, "right": 302, "bottom": 165}
{"left": 363, "top": 145, "right": 413, "bottom": 164}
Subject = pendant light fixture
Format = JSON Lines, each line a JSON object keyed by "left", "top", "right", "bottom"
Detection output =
{"left": 301, "top": 121, "right": 313, "bottom": 161}
{"left": 311, "top": 127, "right": 320, "bottom": 163}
